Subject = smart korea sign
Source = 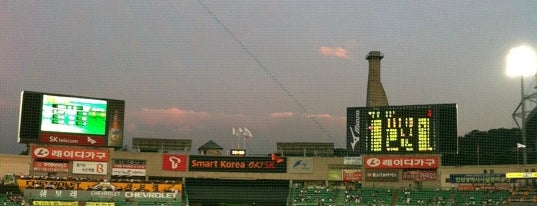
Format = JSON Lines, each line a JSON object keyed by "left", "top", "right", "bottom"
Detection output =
{"left": 189, "top": 155, "right": 286, "bottom": 173}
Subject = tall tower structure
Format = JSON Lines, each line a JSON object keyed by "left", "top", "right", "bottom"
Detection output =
{"left": 366, "top": 51, "right": 389, "bottom": 107}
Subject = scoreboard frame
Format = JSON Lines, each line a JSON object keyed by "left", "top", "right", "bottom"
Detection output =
{"left": 18, "top": 91, "right": 125, "bottom": 148}
{"left": 347, "top": 104, "right": 457, "bottom": 155}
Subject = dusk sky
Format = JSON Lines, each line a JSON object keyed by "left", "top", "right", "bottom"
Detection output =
{"left": 1, "top": 1, "right": 536, "bottom": 154}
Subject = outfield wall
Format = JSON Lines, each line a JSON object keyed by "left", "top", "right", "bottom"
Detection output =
{"left": 2, "top": 150, "right": 536, "bottom": 190}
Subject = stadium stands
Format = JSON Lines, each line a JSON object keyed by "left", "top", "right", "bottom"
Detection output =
{"left": 0, "top": 173, "right": 522, "bottom": 206}
{"left": 291, "top": 182, "right": 512, "bottom": 206}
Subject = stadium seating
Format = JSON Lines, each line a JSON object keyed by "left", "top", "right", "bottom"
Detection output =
{"left": 291, "top": 183, "right": 512, "bottom": 206}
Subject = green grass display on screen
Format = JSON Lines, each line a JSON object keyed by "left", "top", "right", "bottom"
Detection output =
{"left": 41, "top": 95, "right": 107, "bottom": 135}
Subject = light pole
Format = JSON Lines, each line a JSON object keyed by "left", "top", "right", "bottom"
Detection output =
{"left": 506, "top": 45, "right": 537, "bottom": 166}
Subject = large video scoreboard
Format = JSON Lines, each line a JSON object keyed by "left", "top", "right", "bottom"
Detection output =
{"left": 18, "top": 91, "right": 125, "bottom": 148}
{"left": 347, "top": 104, "right": 457, "bottom": 155}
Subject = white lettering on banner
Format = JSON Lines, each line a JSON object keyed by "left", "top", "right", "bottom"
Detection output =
{"left": 425, "top": 159, "right": 436, "bottom": 166}
{"left": 74, "top": 151, "right": 84, "bottom": 159}
{"left": 90, "top": 191, "right": 121, "bottom": 197}
{"left": 51, "top": 150, "right": 62, "bottom": 158}
{"left": 33, "top": 146, "right": 109, "bottom": 161}
{"left": 124, "top": 192, "right": 177, "bottom": 199}
{"left": 393, "top": 159, "right": 402, "bottom": 166}
{"left": 43, "top": 163, "right": 63, "bottom": 168}
{"left": 413, "top": 159, "right": 424, "bottom": 166}
{"left": 69, "top": 191, "right": 77, "bottom": 198}
{"left": 382, "top": 159, "right": 392, "bottom": 166}
{"left": 112, "top": 168, "right": 146, "bottom": 176}
{"left": 365, "top": 156, "right": 438, "bottom": 168}
{"left": 39, "top": 190, "right": 47, "bottom": 198}
{"left": 113, "top": 164, "right": 146, "bottom": 169}
{"left": 403, "top": 159, "right": 413, "bottom": 166}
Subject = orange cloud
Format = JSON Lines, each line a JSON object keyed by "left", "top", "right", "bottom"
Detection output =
{"left": 134, "top": 107, "right": 209, "bottom": 128}
{"left": 270, "top": 112, "right": 295, "bottom": 118}
{"left": 319, "top": 46, "right": 349, "bottom": 59}
{"left": 306, "top": 113, "right": 332, "bottom": 118}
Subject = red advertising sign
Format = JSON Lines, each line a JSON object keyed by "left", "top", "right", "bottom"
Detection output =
{"left": 31, "top": 146, "right": 109, "bottom": 162}
{"left": 40, "top": 132, "right": 105, "bottom": 146}
{"left": 363, "top": 156, "right": 439, "bottom": 169}
{"left": 402, "top": 170, "right": 438, "bottom": 181}
{"left": 188, "top": 155, "right": 287, "bottom": 173}
{"left": 365, "top": 170, "right": 399, "bottom": 181}
{"left": 162, "top": 154, "right": 187, "bottom": 171}
{"left": 342, "top": 169, "right": 362, "bottom": 182}
{"left": 33, "top": 161, "right": 69, "bottom": 172}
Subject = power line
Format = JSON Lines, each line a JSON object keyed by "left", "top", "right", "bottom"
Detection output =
{"left": 194, "top": 0, "right": 334, "bottom": 142}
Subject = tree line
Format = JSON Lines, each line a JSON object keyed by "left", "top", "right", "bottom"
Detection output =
{"left": 442, "top": 128, "right": 530, "bottom": 166}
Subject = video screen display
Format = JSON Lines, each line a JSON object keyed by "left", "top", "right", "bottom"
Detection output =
{"left": 18, "top": 91, "right": 125, "bottom": 148}
{"left": 347, "top": 104, "right": 457, "bottom": 155}
{"left": 41, "top": 95, "right": 107, "bottom": 135}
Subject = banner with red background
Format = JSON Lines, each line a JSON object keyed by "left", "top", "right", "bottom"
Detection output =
{"left": 363, "top": 156, "right": 439, "bottom": 169}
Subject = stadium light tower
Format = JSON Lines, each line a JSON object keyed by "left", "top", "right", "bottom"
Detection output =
{"left": 506, "top": 45, "right": 537, "bottom": 166}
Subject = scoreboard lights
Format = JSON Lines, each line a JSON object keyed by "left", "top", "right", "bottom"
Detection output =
{"left": 18, "top": 91, "right": 125, "bottom": 148}
{"left": 230, "top": 149, "right": 246, "bottom": 156}
{"left": 347, "top": 104, "right": 457, "bottom": 154}
{"left": 41, "top": 94, "right": 107, "bottom": 135}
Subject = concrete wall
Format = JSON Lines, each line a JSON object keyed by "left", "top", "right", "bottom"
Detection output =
{"left": 0, "top": 154, "right": 31, "bottom": 176}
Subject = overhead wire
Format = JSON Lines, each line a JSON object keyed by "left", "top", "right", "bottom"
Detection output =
{"left": 194, "top": 0, "right": 334, "bottom": 142}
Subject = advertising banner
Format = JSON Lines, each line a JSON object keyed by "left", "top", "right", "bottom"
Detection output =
{"left": 162, "top": 154, "right": 188, "bottom": 171}
{"left": 343, "top": 157, "right": 362, "bottom": 165}
{"left": 32, "top": 201, "right": 78, "bottom": 206}
{"left": 86, "top": 203, "right": 115, "bottom": 206}
{"left": 327, "top": 168, "right": 343, "bottom": 181}
{"left": 23, "top": 189, "right": 180, "bottom": 203}
{"left": 17, "top": 180, "right": 181, "bottom": 193}
{"left": 189, "top": 155, "right": 286, "bottom": 173}
{"left": 363, "top": 156, "right": 439, "bottom": 169}
{"left": 112, "top": 164, "right": 146, "bottom": 177}
{"left": 72, "top": 161, "right": 108, "bottom": 175}
{"left": 31, "top": 146, "right": 109, "bottom": 162}
{"left": 402, "top": 170, "right": 437, "bottom": 181}
{"left": 365, "top": 170, "right": 399, "bottom": 182}
{"left": 506, "top": 172, "right": 537, "bottom": 179}
{"left": 457, "top": 184, "right": 511, "bottom": 191}
{"left": 33, "top": 161, "right": 69, "bottom": 172}
{"left": 449, "top": 174, "right": 510, "bottom": 183}
{"left": 106, "top": 100, "right": 125, "bottom": 148}
{"left": 18, "top": 91, "right": 125, "bottom": 149}
{"left": 342, "top": 169, "right": 362, "bottom": 182}
{"left": 287, "top": 157, "right": 313, "bottom": 174}
{"left": 40, "top": 132, "right": 106, "bottom": 147}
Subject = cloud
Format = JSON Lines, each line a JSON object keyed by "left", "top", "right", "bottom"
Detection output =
{"left": 319, "top": 46, "right": 349, "bottom": 59}
{"left": 141, "top": 107, "right": 209, "bottom": 125}
{"left": 129, "top": 107, "right": 210, "bottom": 133}
{"left": 123, "top": 107, "right": 348, "bottom": 153}
{"left": 306, "top": 113, "right": 332, "bottom": 118}
{"left": 270, "top": 112, "right": 295, "bottom": 118}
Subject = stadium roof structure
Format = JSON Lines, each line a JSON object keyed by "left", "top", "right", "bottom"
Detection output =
{"left": 198, "top": 140, "right": 224, "bottom": 150}
{"left": 276, "top": 142, "right": 334, "bottom": 157}
{"left": 132, "top": 137, "right": 191, "bottom": 153}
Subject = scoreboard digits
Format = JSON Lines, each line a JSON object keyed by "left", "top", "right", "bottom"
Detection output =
{"left": 51, "top": 104, "right": 89, "bottom": 126}
{"left": 347, "top": 104, "right": 457, "bottom": 154}
{"left": 368, "top": 110, "right": 432, "bottom": 152}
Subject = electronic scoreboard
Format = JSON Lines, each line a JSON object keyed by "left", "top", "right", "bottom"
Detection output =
{"left": 347, "top": 104, "right": 457, "bottom": 155}
{"left": 18, "top": 91, "right": 125, "bottom": 148}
